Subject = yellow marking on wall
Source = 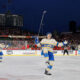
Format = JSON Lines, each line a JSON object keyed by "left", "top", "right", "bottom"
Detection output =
{"left": 3, "top": 54, "right": 80, "bottom": 56}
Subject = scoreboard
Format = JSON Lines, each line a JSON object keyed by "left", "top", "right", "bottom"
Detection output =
{"left": 0, "top": 14, "right": 23, "bottom": 27}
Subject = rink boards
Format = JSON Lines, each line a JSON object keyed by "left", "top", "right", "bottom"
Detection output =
{"left": 2, "top": 50, "right": 80, "bottom": 56}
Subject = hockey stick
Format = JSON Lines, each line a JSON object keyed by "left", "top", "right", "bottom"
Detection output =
{"left": 38, "top": 10, "right": 47, "bottom": 36}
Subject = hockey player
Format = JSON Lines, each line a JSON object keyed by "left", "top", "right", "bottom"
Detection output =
{"left": 35, "top": 32, "right": 67, "bottom": 75}
{"left": 0, "top": 49, "right": 3, "bottom": 62}
{"left": 0, "top": 43, "right": 9, "bottom": 62}
{"left": 0, "top": 43, "right": 4, "bottom": 62}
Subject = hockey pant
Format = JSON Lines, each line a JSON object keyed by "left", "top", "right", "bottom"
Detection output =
{"left": 41, "top": 51, "right": 54, "bottom": 71}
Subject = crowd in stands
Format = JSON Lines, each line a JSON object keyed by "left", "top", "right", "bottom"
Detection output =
{"left": 0, "top": 26, "right": 80, "bottom": 50}
{"left": 61, "top": 33, "right": 80, "bottom": 45}
{"left": 60, "top": 33, "right": 80, "bottom": 50}
{"left": 0, "top": 26, "right": 34, "bottom": 36}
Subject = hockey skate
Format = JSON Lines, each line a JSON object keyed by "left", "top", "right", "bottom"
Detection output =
{"left": 44, "top": 70, "right": 52, "bottom": 75}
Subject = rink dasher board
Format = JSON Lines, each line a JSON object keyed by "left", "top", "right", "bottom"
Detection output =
{"left": 1, "top": 50, "right": 80, "bottom": 56}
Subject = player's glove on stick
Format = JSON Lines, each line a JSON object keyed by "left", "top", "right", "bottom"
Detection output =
{"left": 35, "top": 37, "right": 39, "bottom": 44}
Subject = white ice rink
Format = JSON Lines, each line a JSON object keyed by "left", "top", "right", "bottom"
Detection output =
{"left": 0, "top": 56, "right": 80, "bottom": 80}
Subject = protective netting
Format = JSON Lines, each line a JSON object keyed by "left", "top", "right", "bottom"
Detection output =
{"left": 0, "top": 40, "right": 27, "bottom": 50}
{"left": 0, "top": 36, "right": 78, "bottom": 50}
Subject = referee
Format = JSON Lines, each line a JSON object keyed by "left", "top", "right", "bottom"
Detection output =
{"left": 63, "top": 45, "right": 69, "bottom": 55}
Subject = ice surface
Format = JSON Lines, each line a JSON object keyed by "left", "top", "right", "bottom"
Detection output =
{"left": 0, "top": 56, "right": 80, "bottom": 80}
